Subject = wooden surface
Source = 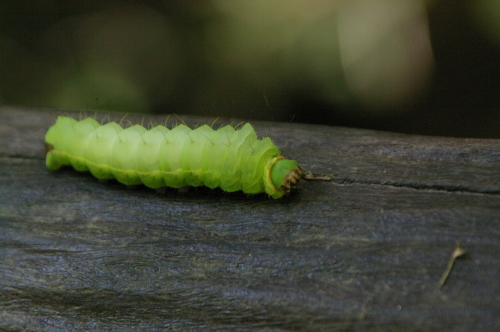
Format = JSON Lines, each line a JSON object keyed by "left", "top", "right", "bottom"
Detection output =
{"left": 1, "top": 106, "right": 499, "bottom": 331}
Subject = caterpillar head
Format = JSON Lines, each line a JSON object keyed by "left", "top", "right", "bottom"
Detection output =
{"left": 269, "top": 157, "right": 302, "bottom": 199}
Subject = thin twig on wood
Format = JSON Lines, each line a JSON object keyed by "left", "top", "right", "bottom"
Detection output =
{"left": 439, "top": 243, "right": 467, "bottom": 288}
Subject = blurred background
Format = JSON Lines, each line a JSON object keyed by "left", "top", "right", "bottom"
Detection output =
{"left": 0, "top": 0, "right": 498, "bottom": 138}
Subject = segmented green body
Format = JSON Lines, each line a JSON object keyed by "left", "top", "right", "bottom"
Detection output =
{"left": 45, "top": 116, "right": 301, "bottom": 199}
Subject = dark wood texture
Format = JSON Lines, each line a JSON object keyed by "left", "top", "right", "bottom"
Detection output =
{"left": 1, "top": 106, "right": 499, "bottom": 331}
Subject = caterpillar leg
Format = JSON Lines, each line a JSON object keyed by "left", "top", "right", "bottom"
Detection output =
{"left": 155, "top": 187, "right": 167, "bottom": 195}
{"left": 177, "top": 186, "right": 190, "bottom": 194}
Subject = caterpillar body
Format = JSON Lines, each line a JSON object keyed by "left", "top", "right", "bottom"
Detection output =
{"left": 45, "top": 116, "right": 302, "bottom": 199}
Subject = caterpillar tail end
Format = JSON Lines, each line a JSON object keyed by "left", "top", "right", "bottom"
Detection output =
{"left": 44, "top": 143, "right": 63, "bottom": 171}
{"left": 269, "top": 158, "right": 302, "bottom": 199}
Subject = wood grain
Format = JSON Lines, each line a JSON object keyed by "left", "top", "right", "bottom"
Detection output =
{"left": 1, "top": 106, "right": 499, "bottom": 331}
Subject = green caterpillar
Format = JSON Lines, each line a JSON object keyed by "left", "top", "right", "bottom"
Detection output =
{"left": 45, "top": 116, "right": 301, "bottom": 199}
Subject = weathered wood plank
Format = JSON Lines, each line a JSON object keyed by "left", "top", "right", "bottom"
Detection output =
{"left": 1, "top": 106, "right": 499, "bottom": 331}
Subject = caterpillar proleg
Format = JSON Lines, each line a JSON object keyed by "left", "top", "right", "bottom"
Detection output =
{"left": 45, "top": 116, "right": 302, "bottom": 199}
